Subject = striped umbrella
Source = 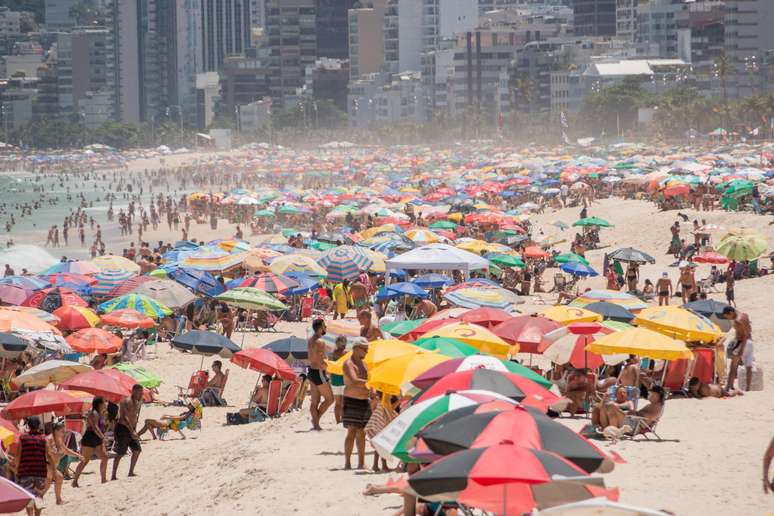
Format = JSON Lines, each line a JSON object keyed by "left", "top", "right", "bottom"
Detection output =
{"left": 238, "top": 273, "right": 299, "bottom": 294}
{"left": 269, "top": 254, "right": 328, "bottom": 278}
{"left": 180, "top": 247, "right": 247, "bottom": 272}
{"left": 52, "top": 306, "right": 100, "bottom": 331}
{"left": 1, "top": 306, "right": 61, "bottom": 325}
{"left": 0, "top": 308, "right": 61, "bottom": 333}
{"left": 569, "top": 289, "right": 648, "bottom": 311}
{"left": 215, "top": 287, "right": 287, "bottom": 311}
{"left": 131, "top": 279, "right": 197, "bottom": 309}
{"left": 108, "top": 275, "right": 156, "bottom": 297}
{"left": 91, "top": 255, "right": 141, "bottom": 274}
{"left": 444, "top": 287, "right": 516, "bottom": 311}
{"left": 40, "top": 261, "right": 100, "bottom": 275}
{"left": 43, "top": 273, "right": 98, "bottom": 288}
{"left": 0, "top": 276, "right": 50, "bottom": 291}
{"left": 97, "top": 294, "right": 172, "bottom": 318}
{"left": 316, "top": 246, "right": 374, "bottom": 283}
{"left": 22, "top": 287, "right": 88, "bottom": 311}
{"left": 208, "top": 239, "right": 251, "bottom": 253}
{"left": 91, "top": 269, "right": 136, "bottom": 299}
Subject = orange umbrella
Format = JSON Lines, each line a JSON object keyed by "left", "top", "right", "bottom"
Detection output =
{"left": 58, "top": 370, "right": 132, "bottom": 403}
{"left": 2, "top": 390, "right": 91, "bottom": 419}
{"left": 0, "top": 308, "right": 62, "bottom": 334}
{"left": 523, "top": 246, "right": 549, "bottom": 259}
{"left": 53, "top": 306, "right": 100, "bottom": 331}
{"left": 66, "top": 328, "right": 122, "bottom": 354}
{"left": 100, "top": 309, "right": 155, "bottom": 329}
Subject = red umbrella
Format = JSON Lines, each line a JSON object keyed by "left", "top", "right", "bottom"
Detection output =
{"left": 693, "top": 251, "right": 729, "bottom": 264}
{"left": 415, "top": 369, "right": 561, "bottom": 411}
{"left": 539, "top": 323, "right": 617, "bottom": 370}
{"left": 22, "top": 287, "right": 87, "bottom": 309}
{"left": 102, "top": 369, "right": 153, "bottom": 403}
{"left": 43, "top": 273, "right": 98, "bottom": 286}
{"left": 52, "top": 306, "right": 99, "bottom": 331}
{"left": 663, "top": 183, "right": 691, "bottom": 198}
{"left": 66, "top": 328, "right": 123, "bottom": 354}
{"left": 2, "top": 390, "right": 91, "bottom": 419}
{"left": 231, "top": 348, "right": 296, "bottom": 381}
{"left": 59, "top": 370, "right": 132, "bottom": 403}
{"left": 0, "top": 477, "right": 36, "bottom": 513}
{"left": 458, "top": 308, "right": 514, "bottom": 329}
{"left": 492, "top": 315, "right": 561, "bottom": 354}
{"left": 100, "top": 309, "right": 156, "bottom": 329}
{"left": 108, "top": 275, "right": 156, "bottom": 297}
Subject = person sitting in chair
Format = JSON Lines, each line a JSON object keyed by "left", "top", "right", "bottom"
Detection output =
{"left": 595, "top": 386, "right": 665, "bottom": 434}
{"left": 239, "top": 376, "right": 272, "bottom": 420}
{"left": 138, "top": 400, "right": 203, "bottom": 440}
{"left": 201, "top": 360, "right": 228, "bottom": 406}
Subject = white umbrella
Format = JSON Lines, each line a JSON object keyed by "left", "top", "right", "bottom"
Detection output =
{"left": 535, "top": 497, "right": 671, "bottom": 515}
{"left": 13, "top": 360, "right": 93, "bottom": 388}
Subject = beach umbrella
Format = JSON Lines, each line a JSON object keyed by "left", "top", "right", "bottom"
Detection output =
{"left": 583, "top": 302, "right": 634, "bottom": 323}
{"left": 316, "top": 246, "right": 374, "bottom": 282}
{"left": 97, "top": 294, "right": 172, "bottom": 318}
{"left": 237, "top": 273, "right": 299, "bottom": 294}
{"left": 429, "top": 220, "right": 457, "bottom": 230}
{"left": 586, "top": 327, "right": 693, "bottom": 360}
{"left": 458, "top": 307, "right": 514, "bottom": 329}
{"left": 99, "top": 309, "right": 156, "bottom": 329}
{"left": 421, "top": 322, "right": 512, "bottom": 358}
{"left": 168, "top": 268, "right": 225, "bottom": 297}
{"left": 0, "top": 308, "right": 61, "bottom": 334}
{"left": 386, "top": 282, "right": 429, "bottom": 298}
{"left": 44, "top": 272, "right": 97, "bottom": 290}
{"left": 491, "top": 315, "right": 561, "bottom": 354}
{"left": 0, "top": 423, "right": 18, "bottom": 448}
{"left": 405, "top": 229, "right": 444, "bottom": 244}
{"left": 633, "top": 306, "right": 722, "bottom": 343}
{"left": 91, "top": 255, "right": 141, "bottom": 274}
{"left": 411, "top": 355, "right": 553, "bottom": 390}
{"left": 682, "top": 299, "right": 731, "bottom": 318}
{"left": 573, "top": 217, "right": 612, "bottom": 227}
{"left": 417, "top": 404, "right": 612, "bottom": 473}
{"left": 40, "top": 261, "right": 100, "bottom": 276}
{"left": 66, "top": 328, "right": 122, "bottom": 354}
{"left": 59, "top": 370, "right": 132, "bottom": 403}
{"left": 180, "top": 248, "right": 247, "bottom": 272}
{"left": 382, "top": 319, "right": 427, "bottom": 338}
{"left": 523, "top": 246, "right": 550, "bottom": 259}
{"left": 90, "top": 269, "right": 136, "bottom": 299}
{"left": 210, "top": 239, "right": 251, "bottom": 253}
{"left": 2, "top": 390, "right": 91, "bottom": 419}
{"left": 569, "top": 290, "right": 648, "bottom": 311}
{"left": 541, "top": 306, "right": 602, "bottom": 325}
{"left": 607, "top": 247, "right": 656, "bottom": 264}
{"left": 283, "top": 272, "right": 319, "bottom": 295}
{"left": 415, "top": 369, "right": 561, "bottom": 410}
{"left": 716, "top": 232, "right": 767, "bottom": 261}
{"left": 367, "top": 352, "right": 449, "bottom": 396}
{"left": 130, "top": 279, "right": 196, "bottom": 309}
{"left": 692, "top": 251, "right": 729, "bottom": 264}
{"left": 560, "top": 262, "right": 598, "bottom": 277}
{"left": 371, "top": 390, "right": 517, "bottom": 462}
{"left": 108, "top": 275, "right": 156, "bottom": 297}
{"left": 52, "top": 305, "right": 100, "bottom": 331}
{"left": 171, "top": 330, "right": 241, "bottom": 358}
{"left": 326, "top": 339, "right": 427, "bottom": 376}
{"left": 535, "top": 498, "right": 670, "bottom": 516}
{"left": 554, "top": 253, "right": 589, "bottom": 265}
{"left": 414, "top": 336, "right": 481, "bottom": 358}
{"left": 12, "top": 360, "right": 92, "bottom": 388}
{"left": 263, "top": 336, "right": 309, "bottom": 360}
{"left": 444, "top": 287, "right": 515, "bottom": 311}
{"left": 541, "top": 324, "right": 624, "bottom": 369}
{"left": 109, "top": 363, "right": 163, "bottom": 389}
{"left": 269, "top": 254, "right": 328, "bottom": 278}
{"left": 2, "top": 306, "right": 60, "bottom": 325}
{"left": 22, "top": 287, "right": 87, "bottom": 311}
{"left": 0, "top": 333, "right": 30, "bottom": 358}
{"left": 215, "top": 287, "right": 287, "bottom": 311}
{"left": 0, "top": 284, "right": 31, "bottom": 305}
{"left": 407, "top": 444, "right": 588, "bottom": 502}
{"left": 0, "top": 276, "right": 49, "bottom": 291}
{"left": 412, "top": 273, "right": 453, "bottom": 288}
{"left": 231, "top": 348, "right": 296, "bottom": 381}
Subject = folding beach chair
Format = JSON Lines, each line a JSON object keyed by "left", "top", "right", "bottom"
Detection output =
{"left": 254, "top": 311, "right": 281, "bottom": 332}
{"left": 278, "top": 381, "right": 301, "bottom": 416}
{"left": 624, "top": 415, "right": 664, "bottom": 441}
{"left": 300, "top": 297, "right": 313, "bottom": 321}
{"left": 663, "top": 359, "right": 690, "bottom": 396}
{"left": 691, "top": 347, "right": 715, "bottom": 384}
{"left": 176, "top": 370, "right": 208, "bottom": 403}
{"left": 257, "top": 379, "right": 282, "bottom": 418}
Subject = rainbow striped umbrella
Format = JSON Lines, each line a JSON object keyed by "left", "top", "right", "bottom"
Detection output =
{"left": 215, "top": 287, "right": 287, "bottom": 311}
{"left": 40, "top": 261, "right": 100, "bottom": 276}
{"left": 208, "top": 239, "right": 251, "bottom": 253}
{"left": 97, "top": 294, "right": 172, "bottom": 319}
{"left": 180, "top": 247, "right": 247, "bottom": 272}
{"left": 238, "top": 273, "right": 299, "bottom": 294}
{"left": 90, "top": 269, "right": 136, "bottom": 299}
{"left": 316, "top": 245, "right": 374, "bottom": 283}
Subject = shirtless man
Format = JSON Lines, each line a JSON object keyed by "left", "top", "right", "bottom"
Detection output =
{"left": 412, "top": 298, "right": 437, "bottom": 319}
{"left": 679, "top": 265, "right": 696, "bottom": 303}
{"left": 111, "top": 384, "right": 143, "bottom": 480}
{"left": 349, "top": 280, "right": 369, "bottom": 312}
{"left": 202, "top": 360, "right": 227, "bottom": 405}
{"left": 656, "top": 272, "right": 673, "bottom": 306}
{"left": 358, "top": 311, "right": 383, "bottom": 342}
{"left": 617, "top": 355, "right": 640, "bottom": 388}
{"left": 688, "top": 377, "right": 734, "bottom": 398}
{"left": 723, "top": 306, "right": 754, "bottom": 392}
{"left": 308, "top": 318, "right": 334, "bottom": 430}
{"left": 342, "top": 339, "right": 371, "bottom": 470}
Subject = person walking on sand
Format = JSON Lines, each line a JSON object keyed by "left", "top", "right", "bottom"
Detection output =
{"left": 12, "top": 416, "right": 50, "bottom": 516}
{"left": 764, "top": 434, "right": 774, "bottom": 494}
{"left": 71, "top": 397, "right": 108, "bottom": 487}
{"left": 342, "top": 339, "right": 371, "bottom": 470}
{"left": 723, "top": 306, "right": 754, "bottom": 392}
{"left": 308, "top": 319, "right": 334, "bottom": 430}
{"left": 111, "top": 384, "right": 143, "bottom": 480}
{"left": 656, "top": 272, "right": 673, "bottom": 306}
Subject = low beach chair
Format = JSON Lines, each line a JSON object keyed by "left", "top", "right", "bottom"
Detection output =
{"left": 257, "top": 379, "right": 282, "bottom": 418}
{"left": 278, "top": 381, "right": 301, "bottom": 416}
{"left": 158, "top": 401, "right": 203, "bottom": 440}
{"left": 624, "top": 415, "right": 663, "bottom": 441}
{"left": 254, "top": 310, "right": 281, "bottom": 332}
{"left": 663, "top": 359, "right": 690, "bottom": 396}
{"left": 176, "top": 370, "right": 208, "bottom": 403}
{"left": 200, "top": 370, "right": 230, "bottom": 406}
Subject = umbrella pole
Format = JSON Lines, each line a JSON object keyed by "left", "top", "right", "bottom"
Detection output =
{"left": 200, "top": 355, "right": 204, "bottom": 371}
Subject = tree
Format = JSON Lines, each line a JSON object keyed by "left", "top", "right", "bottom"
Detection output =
{"left": 653, "top": 86, "right": 715, "bottom": 137}
{"left": 579, "top": 77, "right": 654, "bottom": 136}
{"left": 715, "top": 52, "right": 732, "bottom": 131}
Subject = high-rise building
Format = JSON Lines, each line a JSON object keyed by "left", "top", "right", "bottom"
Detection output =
{"left": 573, "top": 0, "right": 616, "bottom": 37}
{"left": 200, "top": 0, "right": 253, "bottom": 72}
{"left": 70, "top": 26, "right": 115, "bottom": 127}
{"left": 616, "top": 0, "right": 637, "bottom": 42}
{"left": 348, "top": 0, "right": 388, "bottom": 79}
{"left": 317, "top": 0, "right": 357, "bottom": 59}
{"left": 0, "top": 7, "right": 22, "bottom": 37}
{"left": 478, "top": 0, "right": 521, "bottom": 13}
{"left": 265, "top": 0, "right": 317, "bottom": 102}
{"left": 44, "top": 0, "right": 80, "bottom": 32}
{"left": 723, "top": 0, "right": 774, "bottom": 97}
{"left": 163, "top": 1, "right": 204, "bottom": 119}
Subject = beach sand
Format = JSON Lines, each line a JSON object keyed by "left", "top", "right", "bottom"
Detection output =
{"left": 30, "top": 191, "right": 774, "bottom": 515}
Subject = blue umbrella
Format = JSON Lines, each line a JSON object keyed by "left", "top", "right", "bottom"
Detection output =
{"left": 169, "top": 268, "right": 226, "bottom": 297}
{"left": 412, "top": 273, "right": 453, "bottom": 289}
{"left": 584, "top": 301, "right": 634, "bottom": 322}
{"left": 284, "top": 272, "right": 320, "bottom": 295}
{"left": 0, "top": 276, "right": 50, "bottom": 290}
{"left": 560, "top": 262, "right": 599, "bottom": 277}
{"left": 171, "top": 330, "right": 241, "bottom": 358}
{"left": 263, "top": 336, "right": 308, "bottom": 360}
{"left": 386, "top": 282, "right": 429, "bottom": 299}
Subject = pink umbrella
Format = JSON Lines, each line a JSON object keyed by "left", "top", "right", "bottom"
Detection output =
{"left": 0, "top": 477, "right": 35, "bottom": 513}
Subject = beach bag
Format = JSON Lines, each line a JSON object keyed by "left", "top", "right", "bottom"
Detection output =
{"left": 226, "top": 412, "right": 247, "bottom": 425}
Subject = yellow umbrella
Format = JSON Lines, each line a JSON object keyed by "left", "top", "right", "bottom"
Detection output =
{"left": 405, "top": 229, "right": 443, "bottom": 244}
{"left": 447, "top": 213, "right": 463, "bottom": 222}
{"left": 367, "top": 351, "right": 449, "bottom": 395}
{"left": 0, "top": 426, "right": 15, "bottom": 448}
{"left": 326, "top": 339, "right": 423, "bottom": 375}
{"left": 586, "top": 327, "right": 693, "bottom": 360}
{"left": 634, "top": 306, "right": 722, "bottom": 343}
{"left": 269, "top": 254, "right": 328, "bottom": 278}
{"left": 254, "top": 234, "right": 288, "bottom": 245}
{"left": 455, "top": 239, "right": 491, "bottom": 254}
{"left": 360, "top": 224, "right": 400, "bottom": 239}
{"left": 358, "top": 248, "right": 388, "bottom": 273}
{"left": 91, "top": 255, "right": 141, "bottom": 274}
{"left": 541, "top": 306, "right": 603, "bottom": 325}
{"left": 422, "top": 322, "right": 512, "bottom": 358}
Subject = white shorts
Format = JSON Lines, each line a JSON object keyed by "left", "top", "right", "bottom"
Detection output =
{"left": 331, "top": 385, "right": 345, "bottom": 396}
{"left": 742, "top": 339, "right": 754, "bottom": 368}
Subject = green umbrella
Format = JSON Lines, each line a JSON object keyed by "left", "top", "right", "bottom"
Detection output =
{"left": 429, "top": 220, "right": 457, "bottom": 230}
{"left": 716, "top": 233, "right": 767, "bottom": 261}
{"left": 555, "top": 252, "right": 589, "bottom": 265}
{"left": 381, "top": 319, "right": 426, "bottom": 337}
{"left": 216, "top": 287, "right": 287, "bottom": 311}
{"left": 110, "top": 363, "right": 162, "bottom": 388}
{"left": 573, "top": 216, "right": 612, "bottom": 228}
{"left": 487, "top": 253, "right": 525, "bottom": 268}
{"left": 414, "top": 337, "right": 481, "bottom": 358}
{"left": 601, "top": 320, "right": 633, "bottom": 332}
{"left": 278, "top": 205, "right": 300, "bottom": 215}
{"left": 255, "top": 209, "right": 275, "bottom": 218}
{"left": 309, "top": 241, "right": 337, "bottom": 251}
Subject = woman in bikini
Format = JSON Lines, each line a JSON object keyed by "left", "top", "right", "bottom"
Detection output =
{"left": 47, "top": 421, "right": 82, "bottom": 504}
{"left": 71, "top": 396, "right": 109, "bottom": 487}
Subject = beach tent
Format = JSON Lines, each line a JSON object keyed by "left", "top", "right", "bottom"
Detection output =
{"left": 385, "top": 244, "right": 488, "bottom": 284}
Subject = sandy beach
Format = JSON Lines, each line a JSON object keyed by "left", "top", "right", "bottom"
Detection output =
{"left": 21, "top": 194, "right": 769, "bottom": 516}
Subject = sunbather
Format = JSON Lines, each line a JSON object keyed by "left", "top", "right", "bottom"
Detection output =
{"left": 595, "top": 385, "right": 665, "bottom": 434}
{"left": 238, "top": 376, "right": 272, "bottom": 420}
{"left": 138, "top": 400, "right": 202, "bottom": 440}
{"left": 688, "top": 377, "right": 736, "bottom": 398}
{"left": 592, "top": 386, "right": 634, "bottom": 428}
